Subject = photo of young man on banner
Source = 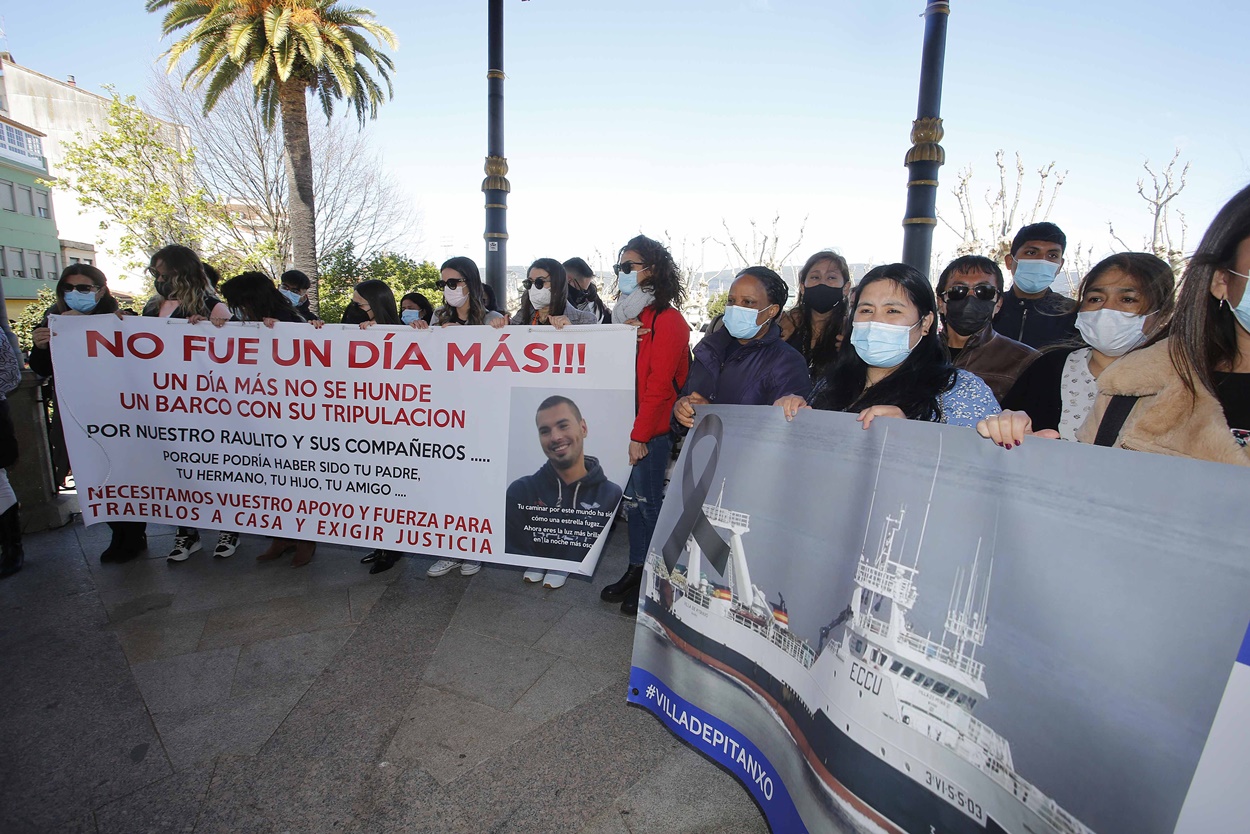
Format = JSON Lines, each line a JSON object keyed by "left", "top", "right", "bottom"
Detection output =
{"left": 628, "top": 405, "right": 1250, "bottom": 834}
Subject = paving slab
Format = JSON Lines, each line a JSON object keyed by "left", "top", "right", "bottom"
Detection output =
{"left": 420, "top": 626, "right": 559, "bottom": 711}
{"left": 449, "top": 581, "right": 571, "bottom": 646}
{"left": 92, "top": 758, "right": 216, "bottom": 834}
{"left": 196, "top": 587, "right": 351, "bottom": 650}
{"left": 385, "top": 686, "right": 540, "bottom": 786}
{"left": 511, "top": 658, "right": 621, "bottom": 724}
{"left": 130, "top": 645, "right": 240, "bottom": 713}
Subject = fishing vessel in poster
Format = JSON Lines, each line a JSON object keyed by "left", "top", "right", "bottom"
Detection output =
{"left": 639, "top": 474, "right": 1097, "bottom": 834}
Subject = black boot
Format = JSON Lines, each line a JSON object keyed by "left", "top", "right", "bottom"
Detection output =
{"left": 102, "top": 522, "right": 146, "bottom": 564}
{"left": 0, "top": 503, "right": 22, "bottom": 578}
{"left": 600, "top": 564, "right": 643, "bottom": 603}
{"left": 620, "top": 582, "right": 641, "bottom": 616}
{"left": 369, "top": 550, "right": 401, "bottom": 574}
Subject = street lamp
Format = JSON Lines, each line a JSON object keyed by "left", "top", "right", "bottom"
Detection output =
{"left": 482, "top": 0, "right": 510, "bottom": 304}
{"left": 901, "top": 0, "right": 950, "bottom": 279}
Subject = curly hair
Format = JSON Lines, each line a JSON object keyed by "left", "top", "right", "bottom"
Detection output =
{"left": 619, "top": 235, "right": 685, "bottom": 311}
{"left": 150, "top": 245, "right": 213, "bottom": 316}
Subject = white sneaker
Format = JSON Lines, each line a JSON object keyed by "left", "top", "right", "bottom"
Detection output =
{"left": 523, "top": 569, "right": 545, "bottom": 583}
{"left": 214, "top": 532, "right": 239, "bottom": 559}
{"left": 167, "top": 533, "right": 201, "bottom": 563}
{"left": 427, "top": 559, "right": 461, "bottom": 577}
{"left": 459, "top": 560, "right": 482, "bottom": 576}
{"left": 543, "top": 571, "right": 568, "bottom": 589}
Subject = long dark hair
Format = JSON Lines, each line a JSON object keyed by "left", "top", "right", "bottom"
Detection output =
{"left": 150, "top": 244, "right": 213, "bottom": 316}
{"left": 1169, "top": 183, "right": 1250, "bottom": 396}
{"left": 813, "top": 263, "right": 956, "bottom": 420}
{"left": 219, "top": 271, "right": 297, "bottom": 322}
{"left": 354, "top": 279, "right": 400, "bottom": 325}
{"left": 789, "top": 251, "right": 850, "bottom": 370}
{"left": 619, "top": 235, "right": 685, "bottom": 311}
{"left": 400, "top": 291, "right": 434, "bottom": 323}
{"left": 436, "top": 256, "right": 489, "bottom": 325}
{"left": 54, "top": 264, "right": 119, "bottom": 315}
{"left": 519, "top": 258, "right": 569, "bottom": 322}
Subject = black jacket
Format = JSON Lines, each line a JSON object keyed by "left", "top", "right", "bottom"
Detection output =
{"left": 992, "top": 289, "right": 1078, "bottom": 350}
{"left": 1001, "top": 347, "right": 1081, "bottom": 432}
{"left": 504, "top": 455, "right": 623, "bottom": 562}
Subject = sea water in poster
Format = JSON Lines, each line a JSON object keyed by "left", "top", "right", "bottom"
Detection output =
{"left": 628, "top": 405, "right": 1250, "bottom": 833}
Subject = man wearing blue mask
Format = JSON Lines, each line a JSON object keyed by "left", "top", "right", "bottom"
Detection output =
{"left": 992, "top": 222, "right": 1078, "bottom": 349}
{"left": 280, "top": 269, "right": 315, "bottom": 321}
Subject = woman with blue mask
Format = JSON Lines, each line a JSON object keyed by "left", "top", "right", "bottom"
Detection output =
{"left": 777, "top": 263, "right": 999, "bottom": 428}
{"left": 399, "top": 292, "right": 434, "bottom": 327}
{"left": 1024, "top": 184, "right": 1250, "bottom": 465}
{"left": 28, "top": 265, "right": 126, "bottom": 551}
{"left": 673, "top": 267, "right": 811, "bottom": 432}
{"left": 980, "top": 253, "right": 1174, "bottom": 445}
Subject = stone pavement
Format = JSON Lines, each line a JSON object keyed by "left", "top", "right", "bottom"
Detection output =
{"left": 0, "top": 516, "right": 770, "bottom": 834}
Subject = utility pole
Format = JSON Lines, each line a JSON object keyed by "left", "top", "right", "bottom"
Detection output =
{"left": 482, "top": 0, "right": 510, "bottom": 304}
{"left": 901, "top": 0, "right": 950, "bottom": 279}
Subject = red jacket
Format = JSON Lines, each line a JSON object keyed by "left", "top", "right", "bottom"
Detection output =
{"left": 633, "top": 305, "right": 690, "bottom": 443}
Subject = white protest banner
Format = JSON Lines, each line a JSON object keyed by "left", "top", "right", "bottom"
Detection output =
{"left": 629, "top": 405, "right": 1250, "bottom": 833}
{"left": 50, "top": 316, "right": 635, "bottom": 574}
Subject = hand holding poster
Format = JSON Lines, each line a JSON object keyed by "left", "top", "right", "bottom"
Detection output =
{"left": 49, "top": 316, "right": 635, "bottom": 574}
{"left": 629, "top": 405, "right": 1250, "bottom": 834}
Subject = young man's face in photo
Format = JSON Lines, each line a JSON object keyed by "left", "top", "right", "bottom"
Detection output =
{"left": 536, "top": 403, "right": 587, "bottom": 470}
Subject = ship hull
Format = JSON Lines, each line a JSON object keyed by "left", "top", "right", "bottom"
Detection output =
{"left": 641, "top": 593, "right": 1032, "bottom": 834}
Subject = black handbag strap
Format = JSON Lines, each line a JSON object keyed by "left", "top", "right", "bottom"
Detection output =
{"left": 1093, "top": 394, "right": 1139, "bottom": 447}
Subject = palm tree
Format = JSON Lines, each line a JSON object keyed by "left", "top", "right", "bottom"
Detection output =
{"left": 146, "top": 0, "right": 397, "bottom": 311}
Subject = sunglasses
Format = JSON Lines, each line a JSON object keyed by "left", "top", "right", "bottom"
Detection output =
{"left": 436, "top": 278, "right": 465, "bottom": 290}
{"left": 941, "top": 284, "right": 998, "bottom": 302}
{"left": 613, "top": 261, "right": 646, "bottom": 276}
{"left": 522, "top": 277, "right": 549, "bottom": 290}
{"left": 64, "top": 283, "right": 98, "bottom": 294}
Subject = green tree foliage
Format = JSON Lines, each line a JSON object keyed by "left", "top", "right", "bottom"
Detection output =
{"left": 47, "top": 89, "right": 231, "bottom": 278}
{"left": 14, "top": 287, "right": 59, "bottom": 354}
{"left": 148, "top": 0, "right": 399, "bottom": 311}
{"left": 707, "top": 289, "right": 729, "bottom": 319}
{"left": 317, "top": 243, "right": 438, "bottom": 324}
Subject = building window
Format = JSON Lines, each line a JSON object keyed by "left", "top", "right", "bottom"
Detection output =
{"left": 10, "top": 249, "right": 23, "bottom": 277}
{"left": 0, "top": 180, "right": 13, "bottom": 212}
{"left": 35, "top": 190, "right": 50, "bottom": 219}
{"left": 45, "top": 252, "right": 57, "bottom": 276}
{"left": 0, "top": 249, "right": 6, "bottom": 276}
{"left": 70, "top": 256, "right": 79, "bottom": 265}
{"left": 16, "top": 185, "right": 33, "bottom": 215}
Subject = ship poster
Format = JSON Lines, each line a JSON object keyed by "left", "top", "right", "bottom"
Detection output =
{"left": 627, "top": 405, "right": 1250, "bottom": 834}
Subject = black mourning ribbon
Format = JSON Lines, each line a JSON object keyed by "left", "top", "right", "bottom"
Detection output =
{"left": 661, "top": 414, "right": 731, "bottom": 574}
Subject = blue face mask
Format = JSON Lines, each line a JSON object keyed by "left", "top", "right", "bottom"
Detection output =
{"left": 723, "top": 304, "right": 772, "bottom": 340}
{"left": 617, "top": 272, "right": 638, "bottom": 296}
{"left": 1011, "top": 258, "right": 1060, "bottom": 294}
{"left": 65, "top": 291, "right": 99, "bottom": 313}
{"left": 850, "top": 320, "right": 920, "bottom": 368}
{"left": 280, "top": 288, "right": 303, "bottom": 306}
{"left": 401, "top": 308, "right": 424, "bottom": 325}
{"left": 1228, "top": 269, "right": 1250, "bottom": 335}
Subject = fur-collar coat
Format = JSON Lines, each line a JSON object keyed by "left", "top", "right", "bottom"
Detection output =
{"left": 1076, "top": 339, "right": 1250, "bottom": 466}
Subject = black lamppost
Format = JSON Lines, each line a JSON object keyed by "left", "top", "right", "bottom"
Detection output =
{"left": 901, "top": 0, "right": 950, "bottom": 278}
{"left": 482, "top": 0, "right": 510, "bottom": 304}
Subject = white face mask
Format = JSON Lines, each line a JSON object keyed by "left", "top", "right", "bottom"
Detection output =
{"left": 1076, "top": 308, "right": 1150, "bottom": 357}
{"left": 528, "top": 286, "right": 552, "bottom": 308}
{"left": 443, "top": 286, "right": 469, "bottom": 308}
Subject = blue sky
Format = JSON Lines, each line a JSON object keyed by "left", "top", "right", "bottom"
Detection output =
{"left": 5, "top": 0, "right": 1248, "bottom": 273}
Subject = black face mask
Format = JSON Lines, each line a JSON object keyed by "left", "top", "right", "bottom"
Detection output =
{"left": 155, "top": 280, "right": 173, "bottom": 298}
{"left": 803, "top": 283, "right": 843, "bottom": 314}
{"left": 944, "top": 297, "right": 997, "bottom": 337}
{"left": 340, "top": 301, "right": 370, "bottom": 325}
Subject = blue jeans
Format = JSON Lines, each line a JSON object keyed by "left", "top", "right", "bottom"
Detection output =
{"left": 624, "top": 433, "right": 672, "bottom": 566}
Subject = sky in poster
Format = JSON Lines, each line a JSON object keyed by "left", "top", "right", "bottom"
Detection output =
{"left": 6, "top": 0, "right": 1249, "bottom": 273}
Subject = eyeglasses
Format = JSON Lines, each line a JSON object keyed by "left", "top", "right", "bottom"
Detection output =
{"left": 64, "top": 283, "right": 97, "bottom": 294}
{"left": 613, "top": 261, "right": 647, "bottom": 276}
{"left": 146, "top": 267, "right": 175, "bottom": 281}
{"left": 522, "top": 277, "right": 549, "bottom": 290}
{"left": 941, "top": 284, "right": 998, "bottom": 302}
{"left": 436, "top": 278, "right": 465, "bottom": 290}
